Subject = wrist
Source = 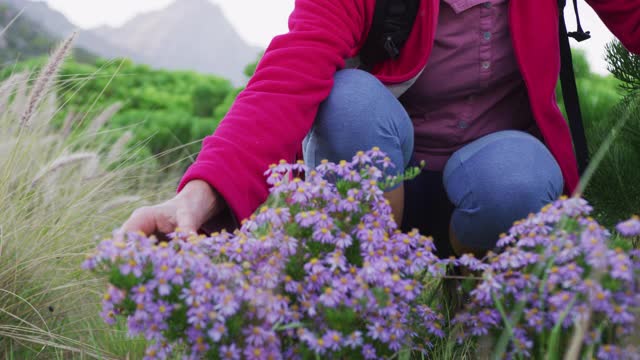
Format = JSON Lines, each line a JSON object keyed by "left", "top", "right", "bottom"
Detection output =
{"left": 179, "top": 180, "right": 225, "bottom": 218}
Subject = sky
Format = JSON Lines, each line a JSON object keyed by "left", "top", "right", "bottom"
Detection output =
{"left": 43, "top": 0, "right": 615, "bottom": 75}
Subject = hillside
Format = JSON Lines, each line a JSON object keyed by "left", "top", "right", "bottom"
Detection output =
{"left": 0, "top": 2, "right": 94, "bottom": 63}
{"left": 91, "top": 0, "right": 261, "bottom": 84}
{"left": 3, "top": 0, "right": 261, "bottom": 84}
{"left": 2, "top": 0, "right": 136, "bottom": 61}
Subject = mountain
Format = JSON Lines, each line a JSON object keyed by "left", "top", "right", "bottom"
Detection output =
{"left": 1, "top": 0, "right": 137, "bottom": 61}
{"left": 91, "top": 0, "right": 261, "bottom": 84}
{"left": 0, "top": 2, "right": 94, "bottom": 63}
{"left": 1, "top": 0, "right": 261, "bottom": 84}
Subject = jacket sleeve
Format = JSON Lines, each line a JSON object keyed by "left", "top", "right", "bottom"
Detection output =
{"left": 177, "top": 0, "right": 372, "bottom": 222}
{"left": 586, "top": 0, "right": 640, "bottom": 54}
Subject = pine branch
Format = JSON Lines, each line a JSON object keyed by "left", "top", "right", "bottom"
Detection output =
{"left": 605, "top": 41, "right": 640, "bottom": 95}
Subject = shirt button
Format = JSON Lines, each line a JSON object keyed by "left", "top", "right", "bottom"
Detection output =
{"left": 483, "top": 2, "right": 492, "bottom": 8}
{"left": 483, "top": 31, "right": 492, "bottom": 40}
{"left": 482, "top": 61, "right": 491, "bottom": 70}
{"left": 458, "top": 121, "right": 469, "bottom": 129}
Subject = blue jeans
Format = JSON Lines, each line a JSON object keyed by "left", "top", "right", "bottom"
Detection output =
{"left": 303, "top": 69, "right": 564, "bottom": 256}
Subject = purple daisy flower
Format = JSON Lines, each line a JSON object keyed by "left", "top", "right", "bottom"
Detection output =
{"left": 219, "top": 343, "right": 241, "bottom": 360}
{"left": 616, "top": 216, "right": 640, "bottom": 237}
{"left": 362, "top": 344, "right": 378, "bottom": 360}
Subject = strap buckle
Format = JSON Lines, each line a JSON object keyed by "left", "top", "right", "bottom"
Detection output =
{"left": 568, "top": 30, "right": 591, "bottom": 42}
{"left": 384, "top": 36, "right": 400, "bottom": 59}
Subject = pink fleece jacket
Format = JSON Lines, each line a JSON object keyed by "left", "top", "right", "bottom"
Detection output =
{"left": 178, "top": 0, "right": 640, "bottom": 224}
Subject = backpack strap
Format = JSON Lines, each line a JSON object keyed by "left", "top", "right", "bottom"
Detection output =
{"left": 359, "top": 0, "right": 419, "bottom": 70}
{"left": 558, "top": 0, "right": 591, "bottom": 176}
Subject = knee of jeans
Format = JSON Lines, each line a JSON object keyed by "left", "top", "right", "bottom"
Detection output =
{"left": 445, "top": 136, "right": 564, "bottom": 250}
{"left": 446, "top": 133, "right": 564, "bottom": 207}
{"left": 306, "top": 69, "right": 412, "bottom": 171}
{"left": 314, "top": 69, "right": 392, "bottom": 134}
{"left": 488, "top": 172, "right": 562, "bottom": 219}
{"left": 455, "top": 162, "right": 562, "bottom": 216}
{"left": 450, "top": 175, "right": 559, "bottom": 251}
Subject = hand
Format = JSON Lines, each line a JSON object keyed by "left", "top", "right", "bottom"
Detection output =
{"left": 121, "top": 180, "right": 224, "bottom": 236}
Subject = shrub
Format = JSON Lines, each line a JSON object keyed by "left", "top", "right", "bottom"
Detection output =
{"left": 192, "top": 79, "right": 233, "bottom": 117}
{"left": 581, "top": 42, "right": 640, "bottom": 226}
{"left": 108, "top": 110, "right": 218, "bottom": 170}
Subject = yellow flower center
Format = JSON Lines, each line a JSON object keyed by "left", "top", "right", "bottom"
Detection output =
{"left": 324, "top": 287, "right": 333, "bottom": 295}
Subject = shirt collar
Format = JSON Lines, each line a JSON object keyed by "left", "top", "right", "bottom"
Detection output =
{"left": 443, "top": 0, "right": 492, "bottom": 14}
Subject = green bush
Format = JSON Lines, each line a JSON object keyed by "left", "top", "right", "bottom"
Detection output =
{"left": 0, "top": 56, "right": 233, "bottom": 120}
{"left": 56, "top": 58, "right": 229, "bottom": 115}
{"left": 192, "top": 79, "right": 233, "bottom": 117}
{"left": 108, "top": 110, "right": 220, "bottom": 168}
{"left": 582, "top": 42, "right": 640, "bottom": 225}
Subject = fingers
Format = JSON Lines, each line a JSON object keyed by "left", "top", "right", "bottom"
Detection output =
{"left": 121, "top": 206, "right": 160, "bottom": 235}
{"left": 119, "top": 198, "right": 201, "bottom": 240}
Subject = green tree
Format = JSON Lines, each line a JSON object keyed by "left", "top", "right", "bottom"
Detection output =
{"left": 606, "top": 41, "right": 640, "bottom": 95}
{"left": 582, "top": 41, "right": 640, "bottom": 225}
{"left": 191, "top": 79, "right": 232, "bottom": 117}
{"left": 556, "top": 49, "right": 622, "bottom": 123}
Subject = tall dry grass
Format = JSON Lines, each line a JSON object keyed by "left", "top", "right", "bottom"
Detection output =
{"left": 0, "top": 35, "right": 175, "bottom": 358}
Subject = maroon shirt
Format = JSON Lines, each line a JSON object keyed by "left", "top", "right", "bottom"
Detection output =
{"left": 400, "top": 0, "right": 538, "bottom": 171}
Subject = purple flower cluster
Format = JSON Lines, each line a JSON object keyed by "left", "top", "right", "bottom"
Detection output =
{"left": 84, "top": 149, "right": 446, "bottom": 359}
{"left": 617, "top": 215, "right": 640, "bottom": 238}
{"left": 453, "top": 197, "right": 640, "bottom": 359}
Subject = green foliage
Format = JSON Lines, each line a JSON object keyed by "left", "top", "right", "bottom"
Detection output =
{"left": 583, "top": 97, "right": 640, "bottom": 226}
{"left": 55, "top": 58, "right": 223, "bottom": 115}
{"left": 555, "top": 49, "right": 622, "bottom": 123}
{"left": 606, "top": 41, "right": 640, "bottom": 94}
{"left": 191, "top": 79, "right": 232, "bottom": 117}
{"left": 579, "top": 42, "right": 640, "bottom": 225}
{"left": 0, "top": 57, "right": 236, "bottom": 168}
{"left": 553, "top": 48, "right": 640, "bottom": 225}
{"left": 109, "top": 110, "right": 220, "bottom": 167}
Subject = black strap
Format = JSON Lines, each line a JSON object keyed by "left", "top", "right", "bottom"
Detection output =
{"left": 360, "top": 0, "right": 391, "bottom": 70}
{"left": 360, "top": 0, "right": 419, "bottom": 70}
{"left": 567, "top": 0, "right": 592, "bottom": 42}
{"left": 558, "top": 0, "right": 590, "bottom": 175}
